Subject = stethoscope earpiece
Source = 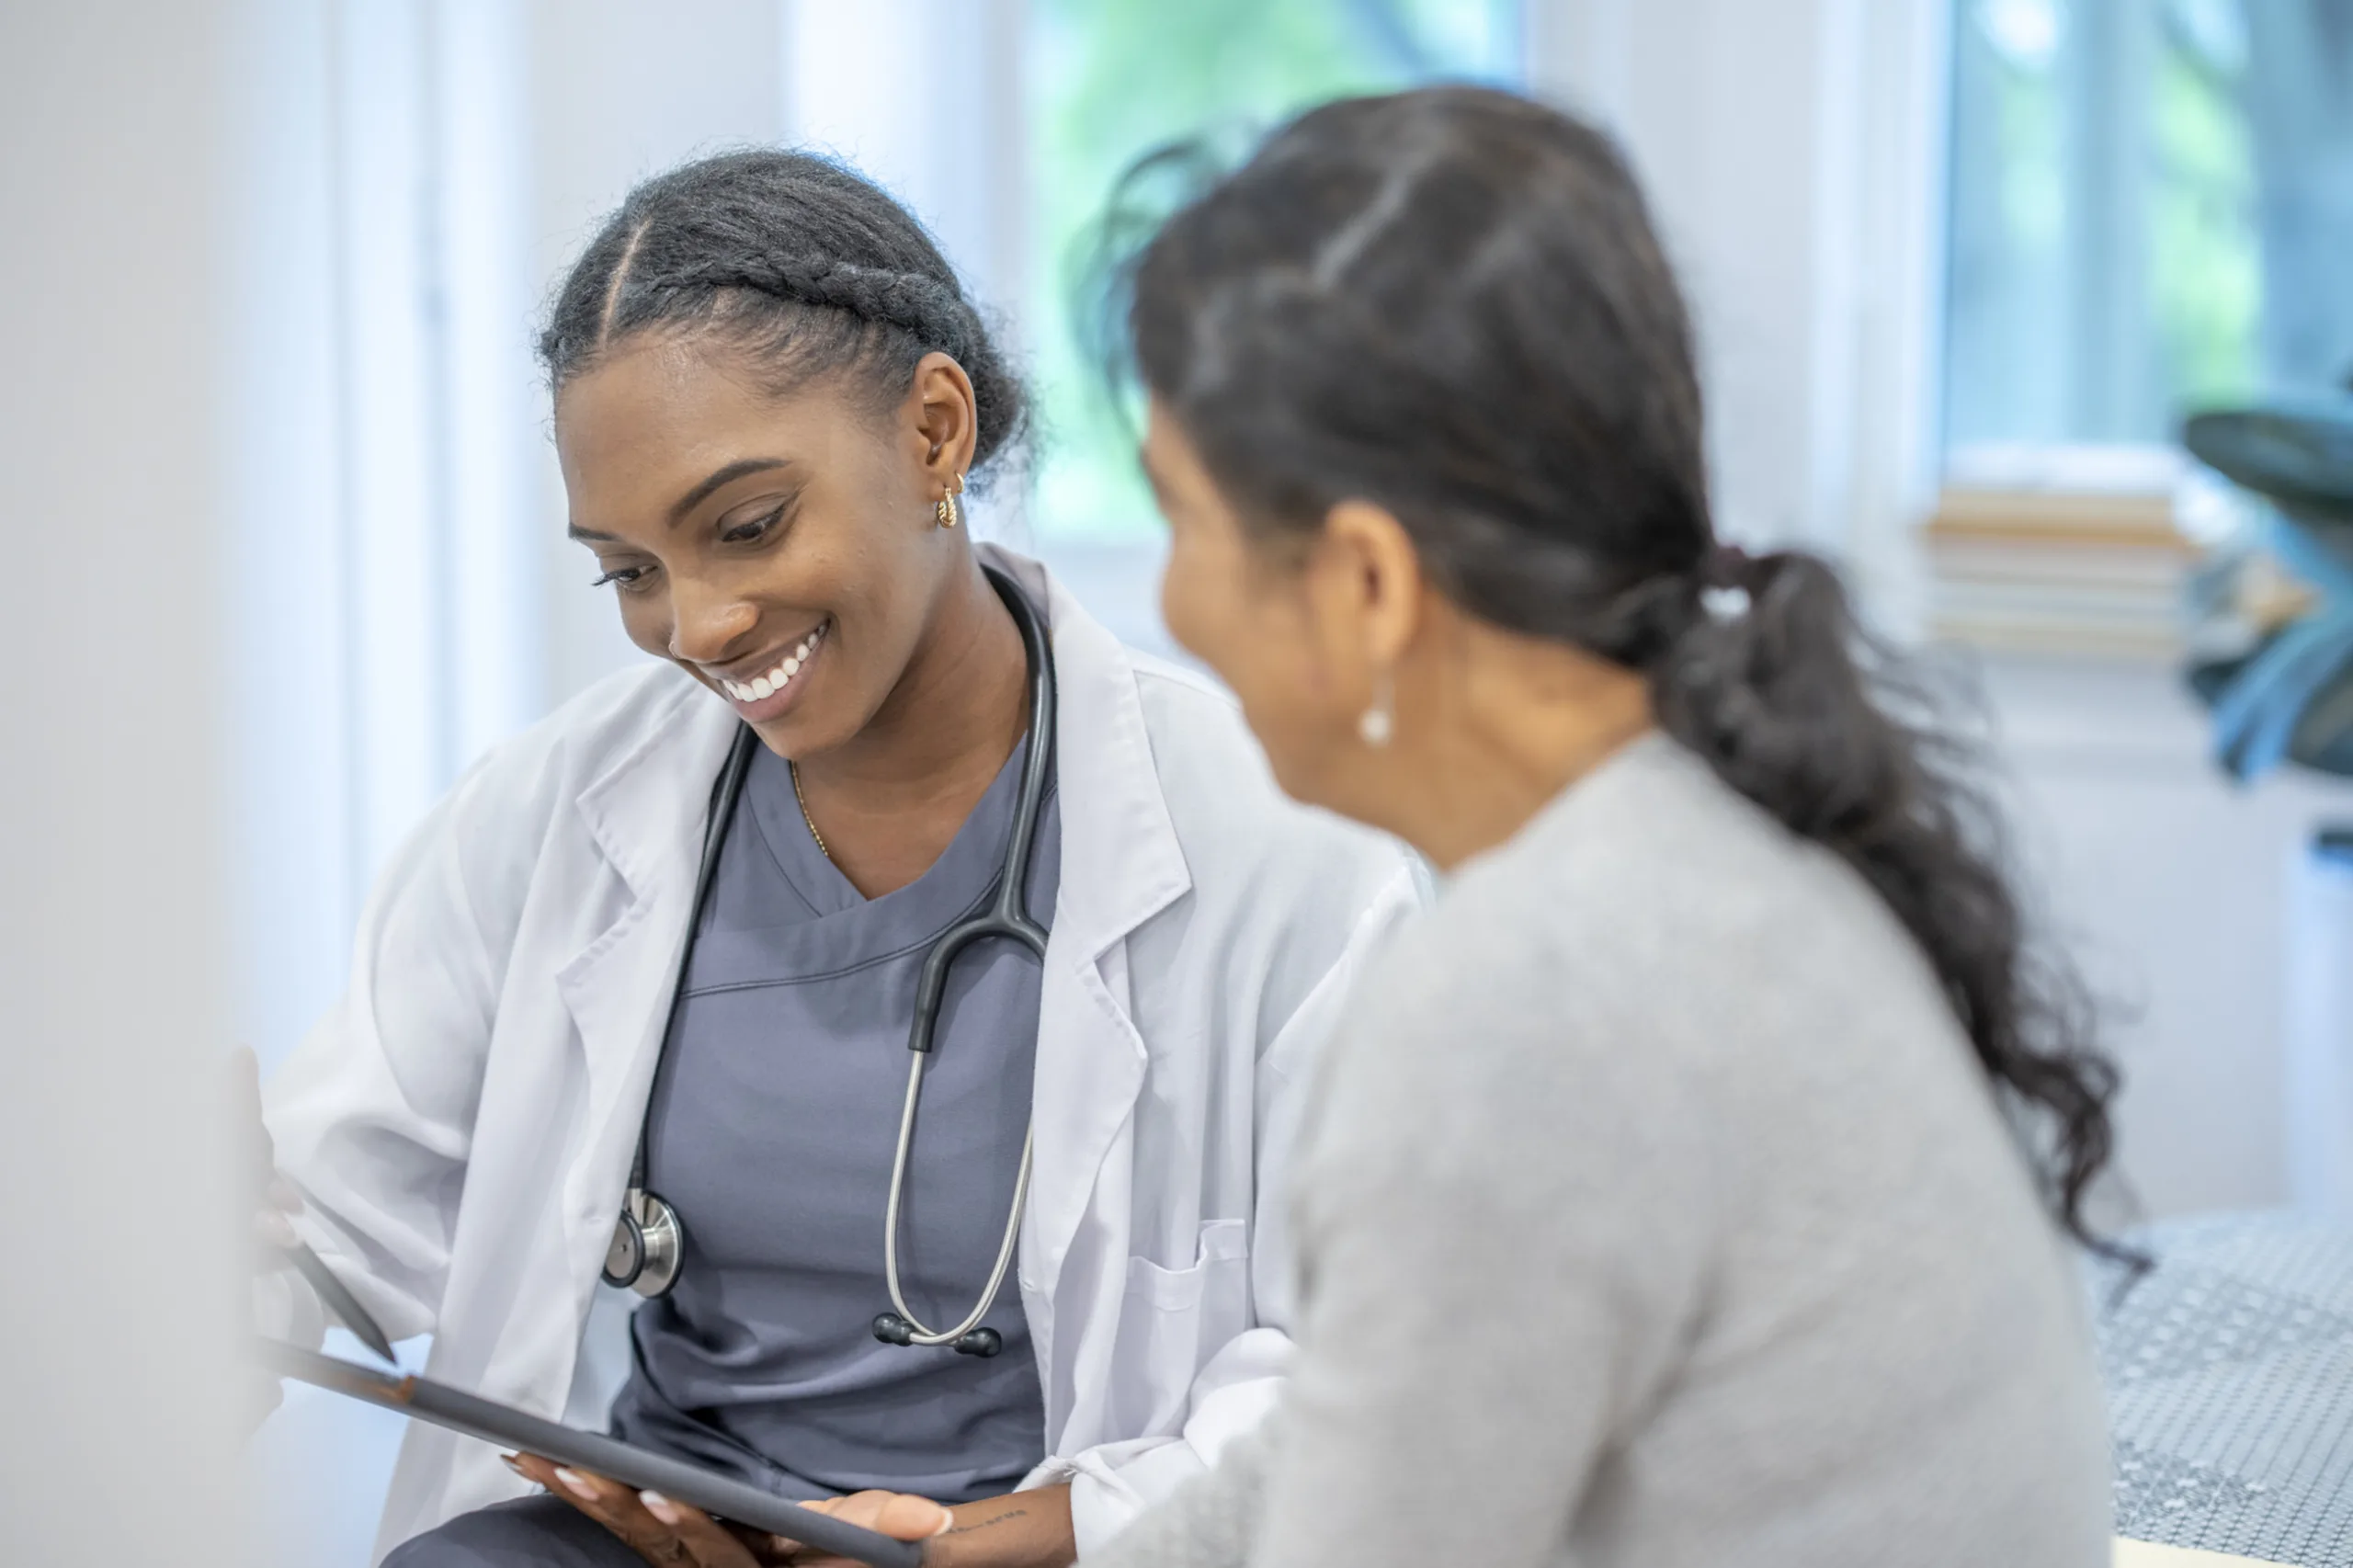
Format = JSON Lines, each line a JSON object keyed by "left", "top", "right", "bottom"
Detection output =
{"left": 870, "top": 1313, "right": 1004, "bottom": 1358}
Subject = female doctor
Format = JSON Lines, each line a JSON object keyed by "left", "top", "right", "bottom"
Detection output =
{"left": 257, "top": 150, "right": 1418, "bottom": 1567}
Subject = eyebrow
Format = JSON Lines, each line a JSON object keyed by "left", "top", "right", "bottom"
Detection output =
{"left": 565, "top": 457, "right": 797, "bottom": 543}
{"left": 669, "top": 458, "right": 792, "bottom": 525}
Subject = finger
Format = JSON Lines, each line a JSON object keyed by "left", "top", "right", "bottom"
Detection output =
{"left": 639, "top": 1493, "right": 763, "bottom": 1566}
{"left": 551, "top": 1465, "right": 617, "bottom": 1512}
{"left": 875, "top": 1494, "right": 956, "bottom": 1541}
{"left": 507, "top": 1453, "right": 563, "bottom": 1494}
{"left": 722, "top": 1520, "right": 795, "bottom": 1564}
{"left": 755, "top": 1497, "right": 843, "bottom": 1563}
{"left": 817, "top": 1491, "right": 954, "bottom": 1541}
{"left": 518, "top": 1456, "right": 632, "bottom": 1530}
{"left": 540, "top": 1467, "right": 686, "bottom": 1562}
{"left": 817, "top": 1492, "right": 891, "bottom": 1528}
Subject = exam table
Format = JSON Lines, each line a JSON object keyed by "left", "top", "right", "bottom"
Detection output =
{"left": 2095, "top": 1211, "right": 2353, "bottom": 1567}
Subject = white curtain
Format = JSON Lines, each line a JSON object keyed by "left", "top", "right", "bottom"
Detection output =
{"left": 229, "top": 0, "right": 543, "bottom": 1071}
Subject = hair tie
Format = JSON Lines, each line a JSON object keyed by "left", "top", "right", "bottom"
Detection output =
{"left": 1699, "top": 542, "right": 1757, "bottom": 621}
{"left": 1701, "top": 542, "right": 1756, "bottom": 586}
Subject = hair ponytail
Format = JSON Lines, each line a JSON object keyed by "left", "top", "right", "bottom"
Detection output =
{"left": 1654, "top": 550, "right": 2120, "bottom": 1253}
{"left": 1124, "top": 85, "right": 2126, "bottom": 1256}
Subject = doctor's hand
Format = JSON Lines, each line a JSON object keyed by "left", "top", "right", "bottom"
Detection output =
{"left": 511, "top": 1453, "right": 797, "bottom": 1565}
{"left": 511, "top": 1455, "right": 957, "bottom": 1566}
{"left": 790, "top": 1486, "right": 1074, "bottom": 1568}
{"left": 515, "top": 1455, "right": 1072, "bottom": 1568}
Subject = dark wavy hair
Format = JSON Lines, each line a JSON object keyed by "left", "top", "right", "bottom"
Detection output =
{"left": 540, "top": 149, "right": 1028, "bottom": 479}
{"left": 1123, "top": 85, "right": 2126, "bottom": 1256}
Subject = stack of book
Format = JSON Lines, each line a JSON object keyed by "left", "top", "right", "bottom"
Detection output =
{"left": 1926, "top": 447, "right": 2200, "bottom": 657}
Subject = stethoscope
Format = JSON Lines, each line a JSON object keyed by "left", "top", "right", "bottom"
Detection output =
{"left": 602, "top": 565, "right": 1055, "bottom": 1360}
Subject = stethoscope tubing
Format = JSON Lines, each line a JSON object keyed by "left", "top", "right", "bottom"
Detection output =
{"left": 881, "top": 565, "right": 1058, "bottom": 1346}
{"left": 611, "top": 564, "right": 1056, "bottom": 1356}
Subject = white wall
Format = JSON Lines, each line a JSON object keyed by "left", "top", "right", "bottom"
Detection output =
{"left": 1979, "top": 653, "right": 2353, "bottom": 1219}
{"left": 0, "top": 5, "right": 244, "bottom": 1559}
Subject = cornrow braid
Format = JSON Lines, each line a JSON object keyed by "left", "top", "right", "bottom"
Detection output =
{"left": 541, "top": 149, "right": 1029, "bottom": 475}
{"left": 657, "top": 256, "right": 972, "bottom": 347}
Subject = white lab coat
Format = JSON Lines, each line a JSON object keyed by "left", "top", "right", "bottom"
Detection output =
{"left": 265, "top": 547, "right": 1422, "bottom": 1561}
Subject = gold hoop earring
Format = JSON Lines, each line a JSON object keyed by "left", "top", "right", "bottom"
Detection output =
{"left": 935, "top": 493, "right": 961, "bottom": 529}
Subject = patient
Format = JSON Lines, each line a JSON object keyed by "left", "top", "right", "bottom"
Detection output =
{"left": 1071, "top": 85, "right": 2120, "bottom": 1568}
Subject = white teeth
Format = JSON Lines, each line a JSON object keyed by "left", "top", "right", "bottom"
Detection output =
{"left": 720, "top": 621, "right": 824, "bottom": 705}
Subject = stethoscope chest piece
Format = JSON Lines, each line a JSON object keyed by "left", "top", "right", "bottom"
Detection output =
{"left": 604, "top": 1187, "right": 685, "bottom": 1298}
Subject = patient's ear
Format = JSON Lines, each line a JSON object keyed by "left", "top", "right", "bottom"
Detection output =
{"left": 1305, "top": 498, "right": 1425, "bottom": 683}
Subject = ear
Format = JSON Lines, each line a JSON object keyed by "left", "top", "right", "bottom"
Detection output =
{"left": 906, "top": 350, "right": 979, "bottom": 494}
{"left": 1303, "top": 498, "right": 1425, "bottom": 688}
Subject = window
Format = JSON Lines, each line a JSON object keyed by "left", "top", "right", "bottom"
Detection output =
{"left": 1933, "top": 0, "right": 2353, "bottom": 655}
{"left": 1944, "top": 0, "right": 2353, "bottom": 456}
{"left": 1024, "top": 0, "right": 1524, "bottom": 544}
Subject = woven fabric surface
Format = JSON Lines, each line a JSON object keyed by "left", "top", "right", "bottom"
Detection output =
{"left": 2092, "top": 1212, "right": 2353, "bottom": 1566}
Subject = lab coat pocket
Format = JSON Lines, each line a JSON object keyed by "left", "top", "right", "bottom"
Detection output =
{"left": 1108, "top": 1218, "right": 1252, "bottom": 1439}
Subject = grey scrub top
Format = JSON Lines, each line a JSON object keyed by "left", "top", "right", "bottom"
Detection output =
{"left": 607, "top": 728, "right": 1059, "bottom": 1506}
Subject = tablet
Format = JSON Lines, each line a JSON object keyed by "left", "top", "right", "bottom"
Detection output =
{"left": 256, "top": 1340, "right": 925, "bottom": 1568}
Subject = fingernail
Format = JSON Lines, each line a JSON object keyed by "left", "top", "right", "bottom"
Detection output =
{"left": 501, "top": 1455, "right": 525, "bottom": 1476}
{"left": 553, "top": 1467, "right": 599, "bottom": 1502}
{"left": 640, "top": 1491, "right": 680, "bottom": 1526}
{"left": 928, "top": 1503, "right": 955, "bottom": 1537}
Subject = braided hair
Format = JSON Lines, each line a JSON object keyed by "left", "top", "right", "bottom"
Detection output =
{"left": 1126, "top": 86, "right": 2128, "bottom": 1260}
{"left": 541, "top": 150, "right": 1029, "bottom": 476}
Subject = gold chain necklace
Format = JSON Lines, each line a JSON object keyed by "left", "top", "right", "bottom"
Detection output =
{"left": 788, "top": 759, "right": 833, "bottom": 864}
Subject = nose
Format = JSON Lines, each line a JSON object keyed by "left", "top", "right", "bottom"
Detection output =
{"left": 665, "top": 574, "right": 759, "bottom": 665}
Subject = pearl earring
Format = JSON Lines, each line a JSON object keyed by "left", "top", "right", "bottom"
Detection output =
{"left": 1358, "top": 672, "right": 1394, "bottom": 747}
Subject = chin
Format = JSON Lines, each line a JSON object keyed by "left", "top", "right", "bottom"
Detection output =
{"left": 1261, "top": 744, "right": 1347, "bottom": 816}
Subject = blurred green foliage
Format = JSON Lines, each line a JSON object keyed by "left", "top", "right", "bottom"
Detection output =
{"left": 1026, "top": 0, "right": 1518, "bottom": 540}
{"left": 2146, "top": 3, "right": 2259, "bottom": 412}
{"left": 1946, "top": 0, "right": 2263, "bottom": 448}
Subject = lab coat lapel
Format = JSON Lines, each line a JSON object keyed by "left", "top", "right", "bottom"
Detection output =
{"left": 551, "top": 683, "right": 741, "bottom": 1246}
{"left": 982, "top": 548, "right": 1192, "bottom": 1297}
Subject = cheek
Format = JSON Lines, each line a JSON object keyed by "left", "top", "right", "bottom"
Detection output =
{"left": 1160, "top": 529, "right": 1340, "bottom": 793}
{"left": 614, "top": 591, "right": 674, "bottom": 659}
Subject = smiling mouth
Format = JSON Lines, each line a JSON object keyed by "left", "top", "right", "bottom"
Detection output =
{"left": 715, "top": 619, "right": 829, "bottom": 704}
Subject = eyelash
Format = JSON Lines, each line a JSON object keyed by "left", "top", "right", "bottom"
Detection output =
{"left": 722, "top": 503, "right": 789, "bottom": 545}
{"left": 589, "top": 504, "right": 790, "bottom": 593}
